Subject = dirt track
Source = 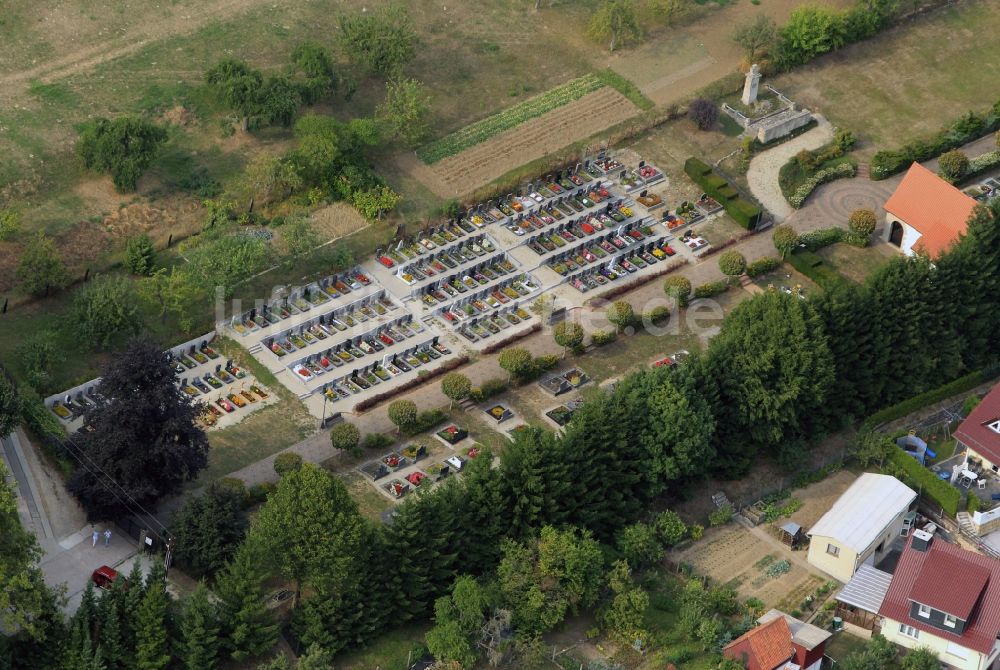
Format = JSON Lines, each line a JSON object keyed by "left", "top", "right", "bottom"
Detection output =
{"left": 0, "top": 0, "right": 273, "bottom": 101}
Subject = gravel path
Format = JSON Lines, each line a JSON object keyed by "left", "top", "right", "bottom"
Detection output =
{"left": 747, "top": 115, "right": 834, "bottom": 222}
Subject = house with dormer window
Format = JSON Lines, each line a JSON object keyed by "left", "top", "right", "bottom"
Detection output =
{"left": 955, "top": 383, "right": 1000, "bottom": 476}
{"left": 880, "top": 529, "right": 1000, "bottom": 670}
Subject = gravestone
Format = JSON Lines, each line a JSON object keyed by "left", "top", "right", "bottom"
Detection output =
{"left": 742, "top": 63, "right": 761, "bottom": 105}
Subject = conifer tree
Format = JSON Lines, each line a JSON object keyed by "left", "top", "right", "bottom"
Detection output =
{"left": 180, "top": 583, "right": 221, "bottom": 670}
{"left": 215, "top": 544, "right": 278, "bottom": 661}
{"left": 135, "top": 562, "right": 170, "bottom": 670}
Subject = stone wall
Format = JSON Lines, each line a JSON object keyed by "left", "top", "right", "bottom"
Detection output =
{"left": 973, "top": 506, "right": 1000, "bottom": 535}
{"left": 756, "top": 109, "right": 814, "bottom": 143}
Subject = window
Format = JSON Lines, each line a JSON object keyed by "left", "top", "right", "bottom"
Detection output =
{"left": 826, "top": 543, "right": 840, "bottom": 557}
{"left": 947, "top": 642, "right": 969, "bottom": 660}
{"left": 918, "top": 604, "right": 931, "bottom": 618}
{"left": 899, "top": 624, "right": 920, "bottom": 639}
{"left": 945, "top": 614, "right": 957, "bottom": 628}
{"left": 993, "top": 464, "right": 999, "bottom": 474}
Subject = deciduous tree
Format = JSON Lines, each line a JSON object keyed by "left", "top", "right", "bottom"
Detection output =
{"left": 139, "top": 267, "right": 202, "bottom": 332}
{"left": 338, "top": 5, "right": 418, "bottom": 76}
{"left": 76, "top": 116, "right": 167, "bottom": 192}
{"left": 67, "top": 337, "right": 210, "bottom": 520}
{"left": 351, "top": 185, "right": 401, "bottom": 220}
{"left": 0, "top": 373, "right": 18, "bottom": 438}
{"left": 441, "top": 373, "right": 472, "bottom": 409}
{"left": 329, "top": 422, "right": 361, "bottom": 452}
{"left": 553, "top": 321, "right": 584, "bottom": 357}
{"left": 498, "top": 347, "right": 533, "bottom": 381}
{"left": 377, "top": 78, "right": 432, "bottom": 148}
{"left": 291, "top": 42, "right": 338, "bottom": 104}
{"left": 16, "top": 233, "right": 70, "bottom": 296}
{"left": 606, "top": 300, "right": 634, "bottom": 332}
{"left": 69, "top": 275, "right": 143, "bottom": 350}
{"left": 732, "top": 13, "right": 778, "bottom": 61}
{"left": 587, "top": 0, "right": 641, "bottom": 52}
{"left": 688, "top": 98, "right": 719, "bottom": 131}
{"left": 663, "top": 275, "right": 692, "bottom": 307}
{"left": 598, "top": 560, "right": 649, "bottom": 644}
{"left": 205, "top": 59, "right": 264, "bottom": 131}
{"left": 387, "top": 399, "right": 418, "bottom": 432}
{"left": 938, "top": 149, "right": 969, "bottom": 183}
{"left": 241, "top": 153, "right": 302, "bottom": 207}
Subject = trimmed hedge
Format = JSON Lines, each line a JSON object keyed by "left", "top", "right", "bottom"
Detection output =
{"left": 746, "top": 256, "right": 782, "bottom": 277}
{"left": 862, "top": 367, "right": 999, "bottom": 432}
{"left": 966, "top": 150, "right": 1000, "bottom": 182}
{"left": 693, "top": 281, "right": 728, "bottom": 299}
{"left": 684, "top": 157, "right": 762, "bottom": 229}
{"left": 887, "top": 447, "right": 960, "bottom": 517}
{"left": 786, "top": 250, "right": 851, "bottom": 292}
{"left": 788, "top": 162, "right": 856, "bottom": 208}
{"left": 871, "top": 107, "right": 1000, "bottom": 180}
{"left": 797, "top": 228, "right": 844, "bottom": 252}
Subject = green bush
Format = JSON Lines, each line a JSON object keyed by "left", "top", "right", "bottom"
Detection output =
{"left": 797, "top": 228, "right": 845, "bottom": 252}
{"left": 967, "top": 150, "right": 1000, "bottom": 181}
{"left": 786, "top": 251, "right": 850, "bottom": 292}
{"left": 962, "top": 394, "right": 982, "bottom": 416}
{"left": 273, "top": 452, "right": 304, "bottom": 476}
{"left": 245, "top": 482, "right": 277, "bottom": 506}
{"left": 533, "top": 354, "right": 559, "bottom": 373}
{"left": 402, "top": 409, "right": 448, "bottom": 436}
{"left": 709, "top": 504, "right": 734, "bottom": 526}
{"left": 693, "top": 281, "right": 728, "bottom": 299}
{"left": 591, "top": 330, "right": 617, "bottom": 346}
{"left": 361, "top": 432, "right": 395, "bottom": 450}
{"left": 886, "top": 448, "right": 960, "bottom": 517}
{"left": 469, "top": 377, "right": 508, "bottom": 403}
{"left": 746, "top": 256, "right": 782, "bottom": 277}
{"left": 938, "top": 149, "right": 970, "bottom": 183}
{"left": 872, "top": 108, "right": 1000, "bottom": 179}
{"left": 968, "top": 494, "right": 982, "bottom": 514}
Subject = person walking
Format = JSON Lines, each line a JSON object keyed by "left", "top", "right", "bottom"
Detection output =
{"left": 92, "top": 529, "right": 99, "bottom": 547}
{"left": 103, "top": 529, "right": 112, "bottom": 547}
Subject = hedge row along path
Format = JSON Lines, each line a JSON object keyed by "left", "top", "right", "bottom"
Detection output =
{"left": 416, "top": 88, "right": 640, "bottom": 199}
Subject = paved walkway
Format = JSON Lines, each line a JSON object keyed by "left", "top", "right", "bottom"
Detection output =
{"left": 747, "top": 115, "right": 834, "bottom": 222}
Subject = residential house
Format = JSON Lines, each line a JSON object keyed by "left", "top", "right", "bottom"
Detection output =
{"left": 722, "top": 609, "right": 831, "bottom": 670}
{"left": 883, "top": 162, "right": 977, "bottom": 258}
{"left": 880, "top": 530, "right": 1000, "bottom": 670}
{"left": 807, "top": 473, "right": 917, "bottom": 583}
{"left": 955, "top": 383, "right": 1000, "bottom": 476}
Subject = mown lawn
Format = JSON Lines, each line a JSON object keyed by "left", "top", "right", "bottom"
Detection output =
{"left": 815, "top": 243, "right": 894, "bottom": 284}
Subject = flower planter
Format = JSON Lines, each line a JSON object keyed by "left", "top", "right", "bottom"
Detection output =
{"left": 437, "top": 425, "right": 469, "bottom": 444}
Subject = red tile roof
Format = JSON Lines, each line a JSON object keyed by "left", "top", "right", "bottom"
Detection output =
{"left": 883, "top": 162, "right": 977, "bottom": 258}
{"left": 880, "top": 535, "right": 1000, "bottom": 654}
{"left": 723, "top": 616, "right": 794, "bottom": 670}
{"left": 955, "top": 383, "right": 1000, "bottom": 466}
{"left": 910, "top": 550, "right": 989, "bottom": 620}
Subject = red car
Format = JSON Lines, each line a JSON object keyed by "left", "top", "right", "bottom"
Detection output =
{"left": 91, "top": 565, "right": 123, "bottom": 590}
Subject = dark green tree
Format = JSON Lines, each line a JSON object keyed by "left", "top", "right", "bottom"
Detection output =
{"left": 706, "top": 291, "right": 835, "bottom": 475}
{"left": 134, "top": 561, "right": 170, "bottom": 670}
{"left": 259, "top": 76, "right": 301, "bottom": 127}
{"left": 0, "top": 373, "right": 18, "bottom": 438}
{"left": 76, "top": 116, "right": 167, "bottom": 192}
{"left": 171, "top": 482, "right": 246, "bottom": 577}
{"left": 67, "top": 337, "right": 209, "bottom": 520}
{"left": 205, "top": 59, "right": 264, "bottom": 131}
{"left": 215, "top": 543, "right": 278, "bottom": 662}
{"left": 180, "top": 583, "right": 221, "bottom": 670}
{"left": 552, "top": 321, "right": 585, "bottom": 357}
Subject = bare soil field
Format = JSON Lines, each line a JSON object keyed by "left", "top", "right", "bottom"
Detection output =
{"left": 675, "top": 470, "right": 855, "bottom": 608}
{"left": 309, "top": 202, "right": 369, "bottom": 243}
{"left": 422, "top": 88, "right": 640, "bottom": 198}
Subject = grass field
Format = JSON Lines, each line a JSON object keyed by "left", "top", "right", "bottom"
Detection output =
{"left": 773, "top": 0, "right": 1000, "bottom": 153}
{"left": 815, "top": 242, "right": 895, "bottom": 284}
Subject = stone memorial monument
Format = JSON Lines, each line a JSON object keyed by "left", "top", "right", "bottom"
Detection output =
{"left": 741, "top": 63, "right": 761, "bottom": 106}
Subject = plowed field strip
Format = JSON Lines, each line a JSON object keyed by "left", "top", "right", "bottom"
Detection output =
{"left": 423, "top": 89, "right": 639, "bottom": 197}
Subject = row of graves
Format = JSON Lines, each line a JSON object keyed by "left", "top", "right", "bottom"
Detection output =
{"left": 315, "top": 338, "right": 453, "bottom": 404}
{"left": 49, "top": 336, "right": 274, "bottom": 430}
{"left": 360, "top": 424, "right": 474, "bottom": 500}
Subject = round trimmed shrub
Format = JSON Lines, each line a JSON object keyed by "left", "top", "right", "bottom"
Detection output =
{"left": 663, "top": 275, "right": 692, "bottom": 307}
{"left": 772, "top": 224, "right": 798, "bottom": 258}
{"left": 939, "top": 149, "right": 969, "bottom": 183}
{"left": 273, "top": 452, "right": 303, "bottom": 477}
{"left": 718, "top": 250, "right": 747, "bottom": 277}
{"left": 848, "top": 209, "right": 877, "bottom": 238}
{"left": 330, "top": 422, "right": 361, "bottom": 452}
{"left": 387, "top": 399, "right": 418, "bottom": 431}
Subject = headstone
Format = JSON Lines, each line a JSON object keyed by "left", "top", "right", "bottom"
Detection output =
{"left": 742, "top": 63, "right": 762, "bottom": 106}
{"left": 638, "top": 160, "right": 645, "bottom": 168}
